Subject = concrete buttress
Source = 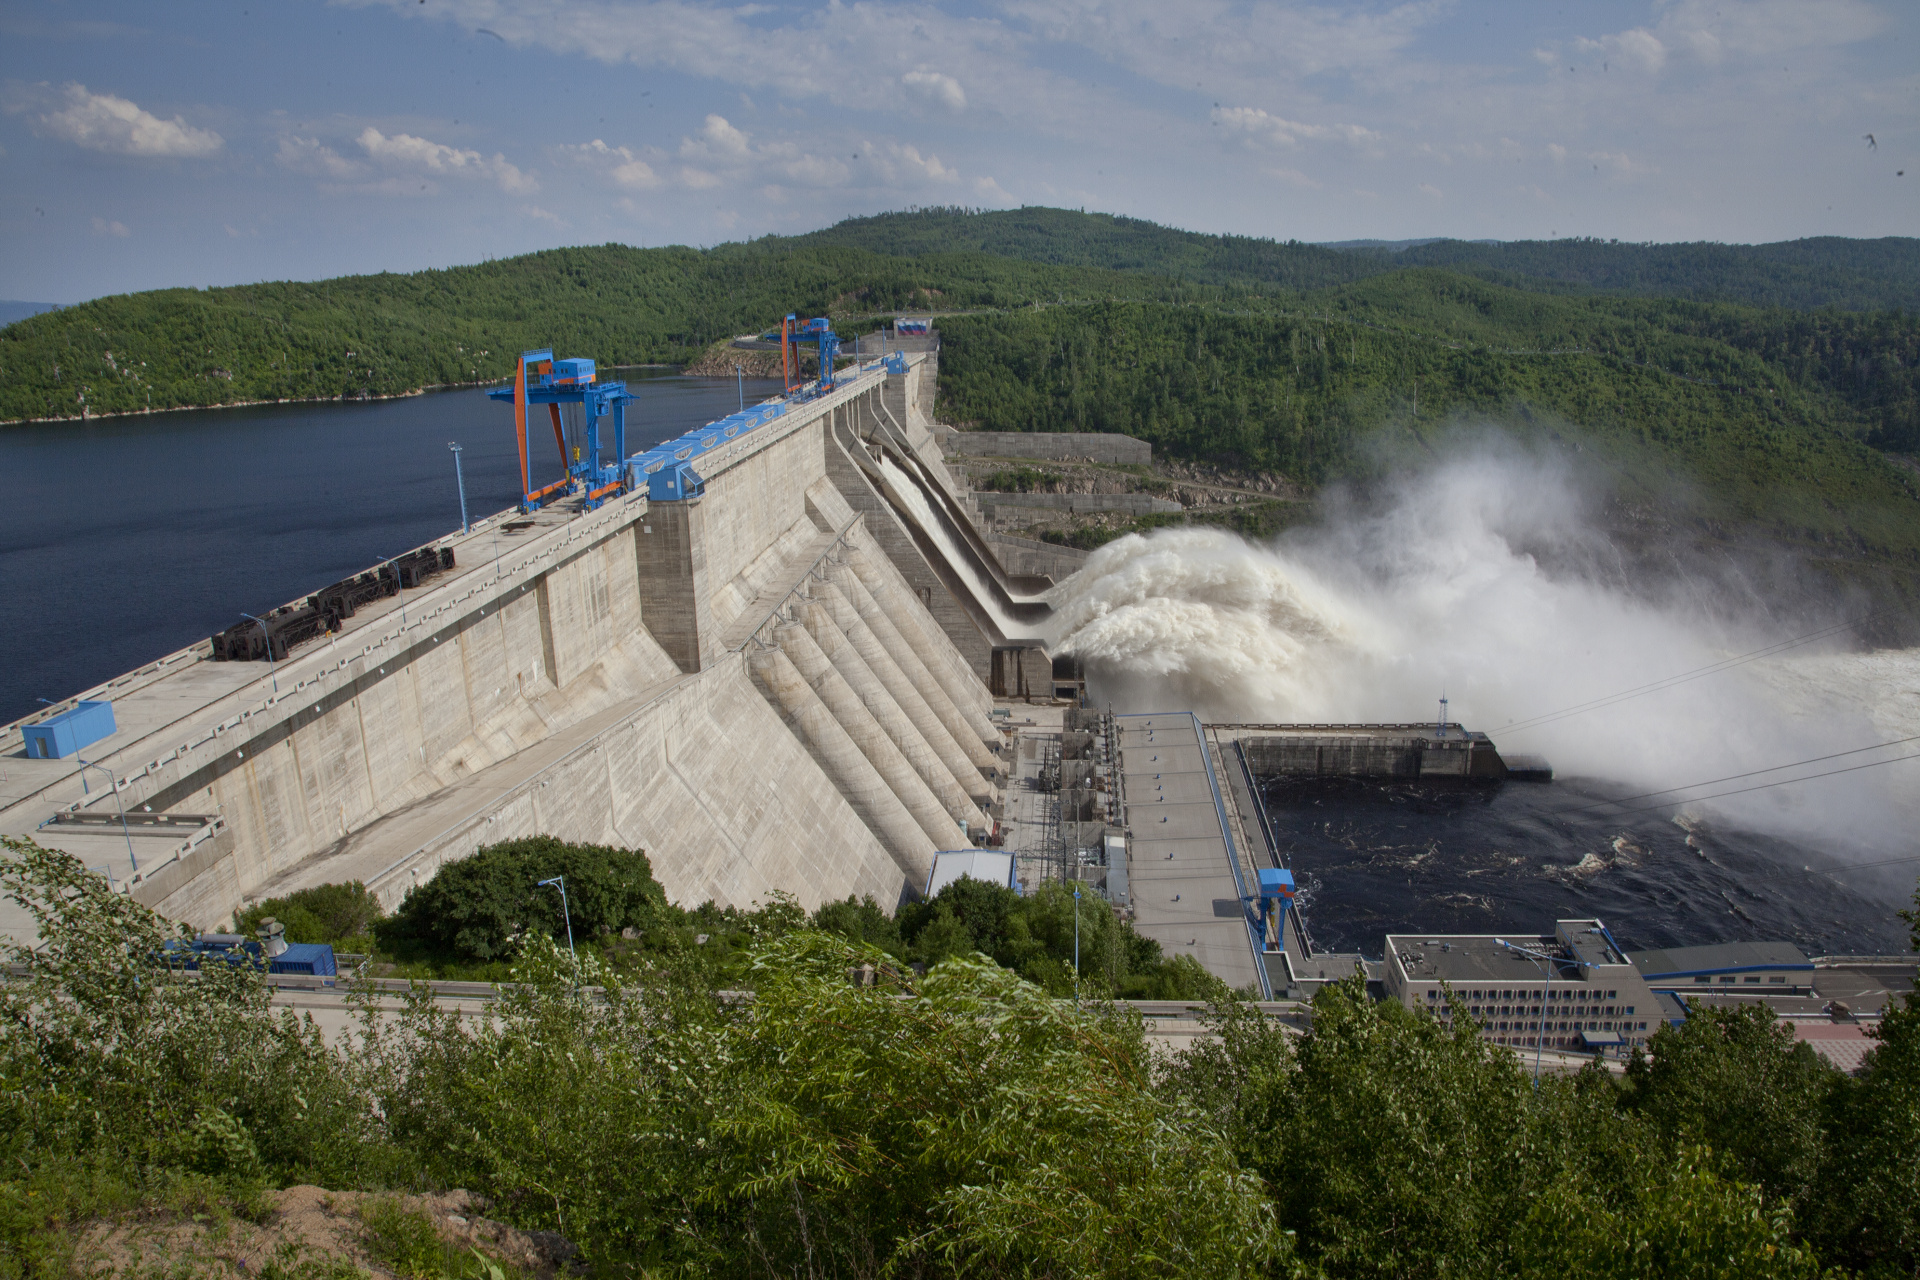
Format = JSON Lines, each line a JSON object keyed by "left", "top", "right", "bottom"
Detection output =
{"left": 821, "top": 563, "right": 997, "bottom": 804}
{"left": 772, "top": 621, "right": 963, "bottom": 856}
{"left": 846, "top": 542, "right": 999, "bottom": 744}
{"left": 834, "top": 560, "right": 999, "bottom": 776}
{"left": 798, "top": 592, "right": 989, "bottom": 834}
{"left": 747, "top": 645, "right": 935, "bottom": 887}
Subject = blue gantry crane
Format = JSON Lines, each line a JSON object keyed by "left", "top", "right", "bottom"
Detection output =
{"left": 1254, "top": 867, "right": 1296, "bottom": 954}
{"left": 487, "top": 350, "right": 634, "bottom": 512}
{"left": 780, "top": 313, "right": 844, "bottom": 396}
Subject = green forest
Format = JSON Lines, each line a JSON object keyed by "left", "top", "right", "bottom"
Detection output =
{"left": 2, "top": 205, "right": 1917, "bottom": 607}
{"left": 5, "top": 836, "right": 1919, "bottom": 1278}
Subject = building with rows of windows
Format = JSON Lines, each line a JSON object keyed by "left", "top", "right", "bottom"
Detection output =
{"left": 1382, "top": 918, "right": 1670, "bottom": 1056}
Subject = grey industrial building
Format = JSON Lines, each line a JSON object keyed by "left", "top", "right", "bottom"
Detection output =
{"left": 1627, "top": 940, "right": 1816, "bottom": 995}
{"left": 1383, "top": 919, "right": 1668, "bottom": 1055}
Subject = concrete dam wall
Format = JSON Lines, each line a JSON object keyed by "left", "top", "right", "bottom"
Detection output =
{"left": 0, "top": 352, "right": 1058, "bottom": 942}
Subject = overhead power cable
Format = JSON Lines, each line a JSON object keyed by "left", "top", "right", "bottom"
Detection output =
{"left": 1755, "top": 849, "right": 1920, "bottom": 884}
{"left": 1552, "top": 734, "right": 1920, "bottom": 817}
{"left": 1559, "top": 749, "right": 1920, "bottom": 821}
{"left": 1499, "top": 612, "right": 1880, "bottom": 737}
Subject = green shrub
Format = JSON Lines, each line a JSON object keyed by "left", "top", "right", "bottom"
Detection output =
{"left": 236, "top": 881, "right": 383, "bottom": 951}
{"left": 374, "top": 838, "right": 667, "bottom": 964}
{"left": 896, "top": 877, "right": 1224, "bottom": 1000}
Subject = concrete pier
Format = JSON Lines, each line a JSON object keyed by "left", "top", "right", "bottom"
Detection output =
{"left": 1219, "top": 723, "right": 1512, "bottom": 780}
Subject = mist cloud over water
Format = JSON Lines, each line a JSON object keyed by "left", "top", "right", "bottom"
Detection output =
{"left": 1044, "top": 444, "right": 1920, "bottom": 876}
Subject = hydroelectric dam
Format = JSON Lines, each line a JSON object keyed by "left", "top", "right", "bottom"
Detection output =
{"left": 1, "top": 337, "right": 1552, "bottom": 1001}
{"left": 0, "top": 347, "right": 1081, "bottom": 933}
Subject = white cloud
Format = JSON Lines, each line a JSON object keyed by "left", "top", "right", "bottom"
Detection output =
{"left": 357, "top": 127, "right": 536, "bottom": 193}
{"left": 902, "top": 70, "right": 966, "bottom": 111}
{"left": 1267, "top": 167, "right": 1323, "bottom": 190}
{"left": 1559, "top": 0, "right": 1886, "bottom": 74}
{"left": 1588, "top": 150, "right": 1652, "bottom": 176}
{"left": 1213, "top": 106, "right": 1380, "bottom": 150}
{"left": 277, "top": 135, "right": 364, "bottom": 180}
{"left": 560, "top": 138, "right": 662, "bottom": 189}
{"left": 974, "top": 175, "right": 1015, "bottom": 204}
{"left": 524, "top": 205, "right": 566, "bottom": 225}
{"left": 90, "top": 216, "right": 129, "bottom": 237}
{"left": 683, "top": 114, "right": 752, "bottom": 160}
{"left": 41, "top": 84, "right": 221, "bottom": 157}
{"left": 676, "top": 115, "right": 862, "bottom": 190}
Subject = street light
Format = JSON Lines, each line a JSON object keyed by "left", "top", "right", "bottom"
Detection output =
{"left": 735, "top": 363, "right": 744, "bottom": 412}
{"left": 536, "top": 875, "right": 576, "bottom": 978}
{"left": 1073, "top": 883, "right": 1082, "bottom": 1002}
{"left": 449, "top": 441, "right": 469, "bottom": 535}
{"left": 1495, "top": 937, "right": 1586, "bottom": 1087}
{"left": 238, "top": 613, "right": 278, "bottom": 693}
{"left": 76, "top": 756, "right": 137, "bottom": 875}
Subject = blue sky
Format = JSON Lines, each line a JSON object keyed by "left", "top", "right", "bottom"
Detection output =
{"left": 2, "top": 0, "right": 1914, "bottom": 303}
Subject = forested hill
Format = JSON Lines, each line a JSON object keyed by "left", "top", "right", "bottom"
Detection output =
{"left": 1389, "top": 236, "right": 1920, "bottom": 312}
{"left": 797, "top": 207, "right": 1920, "bottom": 312}
{"left": 3, "top": 211, "right": 1918, "bottom": 591}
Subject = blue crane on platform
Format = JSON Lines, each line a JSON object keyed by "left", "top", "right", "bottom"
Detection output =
{"left": 487, "top": 350, "right": 633, "bottom": 512}
{"left": 780, "top": 314, "right": 844, "bottom": 396}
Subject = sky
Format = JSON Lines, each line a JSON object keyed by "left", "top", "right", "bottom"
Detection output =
{"left": 1, "top": 0, "right": 1914, "bottom": 304}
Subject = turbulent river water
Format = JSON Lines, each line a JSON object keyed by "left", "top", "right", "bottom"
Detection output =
{"left": 1255, "top": 774, "right": 1908, "bottom": 957}
{"left": 0, "top": 373, "right": 781, "bottom": 726}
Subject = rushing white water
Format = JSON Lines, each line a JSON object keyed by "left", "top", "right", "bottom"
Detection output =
{"left": 1044, "top": 449, "right": 1920, "bottom": 866}
{"left": 875, "top": 454, "right": 1041, "bottom": 637}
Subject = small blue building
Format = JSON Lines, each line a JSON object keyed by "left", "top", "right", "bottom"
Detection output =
{"left": 22, "top": 701, "right": 115, "bottom": 760}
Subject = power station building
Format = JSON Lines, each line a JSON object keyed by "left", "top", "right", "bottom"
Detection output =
{"left": 1383, "top": 918, "right": 1668, "bottom": 1056}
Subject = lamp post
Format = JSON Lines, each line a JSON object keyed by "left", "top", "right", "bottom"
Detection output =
{"left": 238, "top": 613, "right": 278, "bottom": 693}
{"left": 735, "top": 363, "right": 744, "bottom": 412}
{"left": 449, "top": 441, "right": 469, "bottom": 535}
{"left": 1073, "top": 883, "right": 1082, "bottom": 1002}
{"left": 536, "top": 875, "right": 576, "bottom": 978}
{"left": 1495, "top": 937, "right": 1575, "bottom": 1088}
{"left": 76, "top": 757, "right": 137, "bottom": 874}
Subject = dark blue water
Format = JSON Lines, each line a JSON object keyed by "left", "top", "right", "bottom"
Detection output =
{"left": 0, "top": 373, "right": 783, "bottom": 725}
{"left": 1258, "top": 775, "right": 1910, "bottom": 958}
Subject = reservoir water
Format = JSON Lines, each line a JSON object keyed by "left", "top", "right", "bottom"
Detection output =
{"left": 0, "top": 372, "right": 782, "bottom": 726}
